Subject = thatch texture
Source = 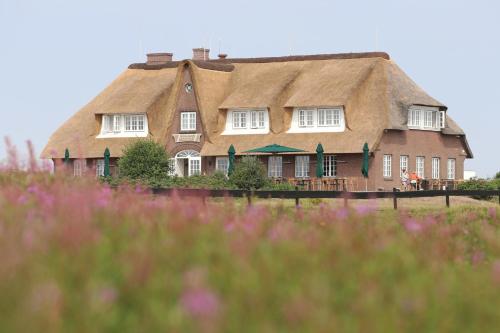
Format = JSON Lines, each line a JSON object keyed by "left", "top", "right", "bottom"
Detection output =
{"left": 42, "top": 52, "right": 470, "bottom": 159}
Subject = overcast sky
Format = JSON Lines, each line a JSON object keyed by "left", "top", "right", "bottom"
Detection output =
{"left": 0, "top": 0, "right": 498, "bottom": 177}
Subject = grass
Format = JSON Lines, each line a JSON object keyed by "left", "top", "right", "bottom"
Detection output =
{"left": 1, "top": 170, "right": 500, "bottom": 332}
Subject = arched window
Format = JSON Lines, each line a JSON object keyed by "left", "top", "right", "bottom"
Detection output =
{"left": 175, "top": 150, "right": 200, "bottom": 158}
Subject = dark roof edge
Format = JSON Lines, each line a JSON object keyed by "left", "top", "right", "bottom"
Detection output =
{"left": 128, "top": 52, "right": 390, "bottom": 70}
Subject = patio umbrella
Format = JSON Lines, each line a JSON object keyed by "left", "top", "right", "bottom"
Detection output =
{"left": 104, "top": 147, "right": 111, "bottom": 177}
{"left": 361, "top": 142, "right": 369, "bottom": 191}
{"left": 243, "top": 143, "right": 305, "bottom": 154}
{"left": 227, "top": 144, "right": 236, "bottom": 176}
{"left": 315, "top": 143, "right": 324, "bottom": 178}
{"left": 64, "top": 148, "right": 70, "bottom": 164}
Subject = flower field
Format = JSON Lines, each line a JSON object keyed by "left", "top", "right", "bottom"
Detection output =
{"left": 1, "top": 171, "right": 500, "bottom": 332}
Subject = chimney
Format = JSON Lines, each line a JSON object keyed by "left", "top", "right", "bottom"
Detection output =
{"left": 218, "top": 53, "right": 228, "bottom": 59}
{"left": 192, "top": 48, "right": 210, "bottom": 61}
{"left": 146, "top": 52, "right": 173, "bottom": 65}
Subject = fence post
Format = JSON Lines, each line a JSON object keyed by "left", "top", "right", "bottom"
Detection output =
{"left": 445, "top": 186, "right": 450, "bottom": 208}
{"left": 295, "top": 186, "right": 300, "bottom": 208}
{"left": 247, "top": 190, "right": 253, "bottom": 206}
{"left": 393, "top": 187, "right": 398, "bottom": 210}
{"left": 343, "top": 188, "right": 348, "bottom": 208}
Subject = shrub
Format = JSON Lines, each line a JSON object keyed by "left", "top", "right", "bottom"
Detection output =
{"left": 495, "top": 171, "right": 500, "bottom": 179}
{"left": 118, "top": 139, "right": 172, "bottom": 186}
{"left": 162, "top": 172, "right": 234, "bottom": 189}
{"left": 458, "top": 178, "right": 497, "bottom": 200}
{"left": 263, "top": 181, "right": 297, "bottom": 191}
{"left": 229, "top": 156, "right": 268, "bottom": 190}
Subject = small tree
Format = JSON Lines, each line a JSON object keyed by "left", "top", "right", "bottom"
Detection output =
{"left": 118, "top": 140, "right": 172, "bottom": 186}
{"left": 229, "top": 156, "right": 268, "bottom": 190}
{"left": 495, "top": 171, "right": 500, "bottom": 179}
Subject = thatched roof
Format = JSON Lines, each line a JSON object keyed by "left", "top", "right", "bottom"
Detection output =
{"left": 42, "top": 52, "right": 471, "bottom": 159}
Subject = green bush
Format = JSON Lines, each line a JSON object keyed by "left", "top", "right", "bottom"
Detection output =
{"left": 118, "top": 139, "right": 172, "bottom": 186}
{"left": 229, "top": 156, "right": 268, "bottom": 190}
{"left": 263, "top": 181, "right": 297, "bottom": 191}
{"left": 495, "top": 171, "right": 500, "bottom": 179}
{"left": 161, "top": 172, "right": 234, "bottom": 189}
{"left": 458, "top": 178, "right": 498, "bottom": 200}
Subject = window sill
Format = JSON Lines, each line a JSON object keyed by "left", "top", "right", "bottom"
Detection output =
{"left": 383, "top": 178, "right": 393, "bottom": 181}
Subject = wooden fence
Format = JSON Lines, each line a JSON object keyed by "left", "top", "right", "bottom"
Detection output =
{"left": 152, "top": 188, "right": 500, "bottom": 210}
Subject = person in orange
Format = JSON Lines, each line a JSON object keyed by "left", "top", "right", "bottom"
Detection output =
{"left": 409, "top": 171, "right": 420, "bottom": 190}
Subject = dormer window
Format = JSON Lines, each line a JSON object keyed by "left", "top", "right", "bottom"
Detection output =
{"left": 222, "top": 109, "right": 269, "bottom": 135}
{"left": 408, "top": 106, "right": 445, "bottom": 130}
{"left": 98, "top": 114, "right": 148, "bottom": 138}
{"left": 288, "top": 107, "right": 345, "bottom": 133}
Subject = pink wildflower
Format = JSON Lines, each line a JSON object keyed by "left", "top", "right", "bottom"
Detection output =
{"left": 488, "top": 207, "right": 497, "bottom": 220}
{"left": 181, "top": 288, "right": 220, "bottom": 319}
{"left": 404, "top": 219, "right": 423, "bottom": 233}
{"left": 336, "top": 207, "right": 349, "bottom": 220}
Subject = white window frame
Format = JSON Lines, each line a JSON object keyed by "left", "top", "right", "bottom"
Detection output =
{"left": 223, "top": 109, "right": 269, "bottom": 135}
{"left": 96, "top": 159, "right": 105, "bottom": 177}
{"left": 383, "top": 154, "right": 392, "bottom": 178}
{"left": 416, "top": 156, "right": 425, "bottom": 178}
{"left": 408, "top": 106, "right": 442, "bottom": 131}
{"left": 432, "top": 157, "right": 440, "bottom": 180}
{"left": 99, "top": 114, "right": 148, "bottom": 138}
{"left": 268, "top": 156, "right": 282, "bottom": 178}
{"left": 400, "top": 155, "right": 409, "bottom": 178}
{"left": 323, "top": 155, "right": 337, "bottom": 177}
{"left": 216, "top": 157, "right": 229, "bottom": 176}
{"left": 232, "top": 111, "right": 248, "bottom": 129}
{"left": 181, "top": 112, "right": 196, "bottom": 131}
{"left": 439, "top": 111, "right": 446, "bottom": 128}
{"left": 74, "top": 159, "right": 85, "bottom": 177}
{"left": 447, "top": 158, "right": 456, "bottom": 180}
{"left": 295, "top": 155, "right": 310, "bottom": 178}
{"left": 318, "top": 108, "right": 341, "bottom": 127}
{"left": 188, "top": 157, "right": 201, "bottom": 176}
{"left": 298, "top": 109, "right": 314, "bottom": 128}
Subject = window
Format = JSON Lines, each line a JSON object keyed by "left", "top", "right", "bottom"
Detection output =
{"left": 189, "top": 158, "right": 201, "bottom": 176}
{"left": 232, "top": 111, "right": 247, "bottom": 129}
{"left": 299, "top": 109, "right": 314, "bottom": 127}
{"left": 96, "top": 159, "right": 105, "bottom": 177}
{"left": 323, "top": 155, "right": 337, "bottom": 177}
{"left": 216, "top": 157, "right": 229, "bottom": 175}
{"left": 447, "top": 158, "right": 456, "bottom": 179}
{"left": 168, "top": 158, "right": 176, "bottom": 176}
{"left": 113, "top": 115, "right": 122, "bottom": 132}
{"left": 400, "top": 155, "right": 409, "bottom": 178}
{"left": 249, "top": 110, "right": 265, "bottom": 129}
{"left": 181, "top": 112, "right": 196, "bottom": 131}
{"left": 383, "top": 154, "right": 392, "bottom": 178}
{"left": 318, "top": 109, "right": 341, "bottom": 127}
{"left": 424, "top": 111, "right": 433, "bottom": 128}
{"left": 268, "top": 156, "right": 282, "bottom": 178}
{"left": 432, "top": 157, "right": 440, "bottom": 179}
{"left": 100, "top": 114, "right": 147, "bottom": 137}
{"left": 416, "top": 156, "right": 425, "bottom": 178}
{"left": 408, "top": 107, "right": 443, "bottom": 131}
{"left": 125, "top": 115, "right": 145, "bottom": 132}
{"left": 295, "top": 156, "right": 310, "bottom": 178}
{"left": 439, "top": 111, "right": 446, "bottom": 128}
{"left": 74, "top": 160, "right": 85, "bottom": 177}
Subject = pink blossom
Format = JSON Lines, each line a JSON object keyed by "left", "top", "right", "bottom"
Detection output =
{"left": 488, "top": 207, "right": 497, "bottom": 220}
{"left": 181, "top": 288, "right": 220, "bottom": 319}
{"left": 471, "top": 251, "right": 485, "bottom": 265}
{"left": 336, "top": 207, "right": 349, "bottom": 220}
{"left": 404, "top": 219, "right": 423, "bottom": 233}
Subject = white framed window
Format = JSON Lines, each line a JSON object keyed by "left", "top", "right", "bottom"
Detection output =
{"left": 447, "top": 158, "right": 456, "bottom": 180}
{"left": 295, "top": 156, "right": 310, "bottom": 178}
{"left": 74, "top": 159, "right": 85, "bottom": 177}
{"left": 216, "top": 157, "right": 229, "bottom": 175}
{"left": 323, "top": 155, "right": 337, "bottom": 177}
{"left": 99, "top": 114, "right": 148, "bottom": 138}
{"left": 408, "top": 106, "right": 443, "bottom": 131}
{"left": 268, "top": 156, "right": 282, "bottom": 178}
{"left": 96, "top": 159, "right": 105, "bottom": 177}
{"left": 416, "top": 156, "right": 425, "bottom": 178}
{"left": 258, "top": 111, "right": 265, "bottom": 128}
{"left": 298, "top": 109, "right": 314, "bottom": 127}
{"left": 400, "top": 155, "right": 409, "bottom": 178}
{"left": 188, "top": 158, "right": 201, "bottom": 176}
{"left": 439, "top": 111, "right": 446, "bottom": 128}
{"left": 125, "top": 115, "right": 145, "bottom": 132}
{"left": 432, "top": 157, "right": 440, "bottom": 179}
{"left": 232, "top": 111, "right": 247, "bottom": 129}
{"left": 113, "top": 115, "right": 122, "bottom": 132}
{"left": 181, "top": 112, "right": 196, "bottom": 131}
{"left": 383, "top": 154, "right": 392, "bottom": 178}
{"left": 318, "top": 108, "right": 341, "bottom": 127}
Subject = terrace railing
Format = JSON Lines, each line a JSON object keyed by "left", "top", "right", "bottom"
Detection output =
{"left": 152, "top": 187, "right": 500, "bottom": 210}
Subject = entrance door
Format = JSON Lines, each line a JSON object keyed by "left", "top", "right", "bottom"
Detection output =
{"left": 174, "top": 150, "right": 201, "bottom": 177}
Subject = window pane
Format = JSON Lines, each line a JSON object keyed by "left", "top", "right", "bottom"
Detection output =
{"left": 268, "top": 156, "right": 282, "bottom": 178}
{"left": 416, "top": 156, "right": 425, "bottom": 178}
{"left": 216, "top": 157, "right": 229, "bottom": 175}
{"left": 400, "top": 155, "right": 408, "bottom": 178}
{"left": 323, "top": 155, "right": 336, "bottom": 177}
{"left": 306, "top": 110, "right": 314, "bottom": 126}
{"left": 383, "top": 155, "right": 392, "bottom": 178}
{"left": 432, "top": 157, "right": 440, "bottom": 179}
{"left": 295, "top": 155, "right": 309, "bottom": 178}
{"left": 258, "top": 111, "right": 265, "bottom": 128}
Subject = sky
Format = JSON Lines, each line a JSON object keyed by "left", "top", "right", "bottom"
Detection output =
{"left": 0, "top": 0, "right": 498, "bottom": 177}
